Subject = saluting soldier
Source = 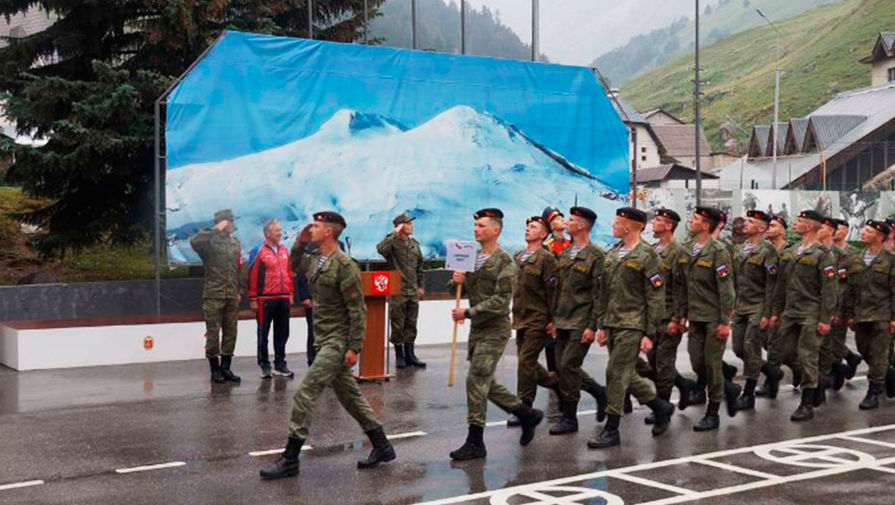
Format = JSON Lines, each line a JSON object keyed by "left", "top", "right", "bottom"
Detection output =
{"left": 548, "top": 206, "right": 609, "bottom": 436}
{"left": 260, "top": 212, "right": 395, "bottom": 480}
{"left": 508, "top": 215, "right": 560, "bottom": 427}
{"left": 768, "top": 210, "right": 837, "bottom": 422}
{"left": 449, "top": 209, "right": 544, "bottom": 460}
{"left": 190, "top": 209, "right": 244, "bottom": 384}
{"left": 828, "top": 219, "right": 863, "bottom": 388}
{"left": 731, "top": 210, "right": 778, "bottom": 411}
{"left": 377, "top": 211, "right": 427, "bottom": 369}
{"left": 682, "top": 207, "right": 737, "bottom": 432}
{"left": 587, "top": 207, "right": 674, "bottom": 449}
{"left": 842, "top": 220, "right": 895, "bottom": 409}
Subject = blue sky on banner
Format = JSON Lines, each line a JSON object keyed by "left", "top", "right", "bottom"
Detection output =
{"left": 165, "top": 31, "right": 629, "bottom": 190}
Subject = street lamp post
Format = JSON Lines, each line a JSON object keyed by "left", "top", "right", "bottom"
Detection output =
{"left": 695, "top": 0, "right": 702, "bottom": 205}
{"left": 757, "top": 8, "right": 782, "bottom": 189}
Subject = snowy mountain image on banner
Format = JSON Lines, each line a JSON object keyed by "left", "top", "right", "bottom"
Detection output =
{"left": 166, "top": 106, "right": 623, "bottom": 263}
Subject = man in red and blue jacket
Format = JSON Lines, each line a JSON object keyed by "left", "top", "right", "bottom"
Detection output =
{"left": 248, "top": 219, "right": 295, "bottom": 378}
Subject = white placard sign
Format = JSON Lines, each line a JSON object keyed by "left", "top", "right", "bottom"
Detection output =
{"left": 445, "top": 240, "right": 477, "bottom": 272}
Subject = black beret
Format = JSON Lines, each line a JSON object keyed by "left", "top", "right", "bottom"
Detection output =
{"left": 653, "top": 208, "right": 680, "bottom": 222}
{"left": 570, "top": 206, "right": 597, "bottom": 224}
{"left": 746, "top": 210, "right": 772, "bottom": 223}
{"left": 821, "top": 216, "right": 837, "bottom": 228}
{"left": 474, "top": 208, "right": 503, "bottom": 220}
{"left": 835, "top": 218, "right": 849, "bottom": 228}
{"left": 526, "top": 215, "right": 547, "bottom": 227}
{"left": 542, "top": 206, "right": 564, "bottom": 223}
{"left": 886, "top": 216, "right": 895, "bottom": 229}
{"left": 616, "top": 207, "right": 647, "bottom": 224}
{"left": 867, "top": 220, "right": 890, "bottom": 237}
{"left": 771, "top": 215, "right": 788, "bottom": 229}
{"left": 313, "top": 211, "right": 346, "bottom": 227}
{"left": 798, "top": 210, "right": 825, "bottom": 224}
{"left": 694, "top": 206, "right": 721, "bottom": 223}
{"left": 718, "top": 210, "right": 728, "bottom": 223}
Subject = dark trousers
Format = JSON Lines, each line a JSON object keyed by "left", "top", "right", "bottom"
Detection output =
{"left": 305, "top": 307, "right": 316, "bottom": 365}
{"left": 257, "top": 298, "right": 291, "bottom": 370}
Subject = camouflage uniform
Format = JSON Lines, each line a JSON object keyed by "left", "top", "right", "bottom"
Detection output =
{"left": 377, "top": 232, "right": 424, "bottom": 345}
{"left": 820, "top": 243, "right": 858, "bottom": 372}
{"left": 287, "top": 243, "right": 381, "bottom": 440}
{"left": 684, "top": 239, "right": 735, "bottom": 405}
{"left": 512, "top": 248, "right": 559, "bottom": 405}
{"left": 731, "top": 240, "right": 778, "bottom": 381}
{"left": 552, "top": 243, "right": 606, "bottom": 406}
{"left": 450, "top": 248, "right": 523, "bottom": 427}
{"left": 650, "top": 240, "right": 690, "bottom": 398}
{"left": 771, "top": 242, "right": 837, "bottom": 391}
{"left": 190, "top": 228, "right": 242, "bottom": 358}
{"left": 597, "top": 241, "right": 665, "bottom": 417}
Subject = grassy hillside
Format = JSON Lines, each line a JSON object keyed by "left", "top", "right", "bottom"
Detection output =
{"left": 622, "top": 0, "right": 895, "bottom": 151}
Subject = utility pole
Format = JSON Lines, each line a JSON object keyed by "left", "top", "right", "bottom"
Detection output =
{"left": 695, "top": 0, "right": 702, "bottom": 205}
{"left": 532, "top": 0, "right": 539, "bottom": 62}
{"left": 460, "top": 0, "right": 466, "bottom": 54}
{"left": 307, "top": 0, "right": 313, "bottom": 39}
{"left": 758, "top": 9, "right": 782, "bottom": 189}
{"left": 411, "top": 0, "right": 418, "bottom": 49}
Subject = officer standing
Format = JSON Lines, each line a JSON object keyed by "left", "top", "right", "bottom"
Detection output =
{"left": 377, "top": 211, "right": 427, "bottom": 369}
{"left": 549, "top": 207, "right": 608, "bottom": 435}
{"left": 587, "top": 208, "right": 674, "bottom": 449}
{"left": 683, "top": 207, "right": 737, "bottom": 432}
{"left": 842, "top": 220, "right": 895, "bottom": 409}
{"left": 260, "top": 212, "right": 396, "bottom": 479}
{"left": 731, "top": 210, "right": 778, "bottom": 411}
{"left": 449, "top": 208, "right": 544, "bottom": 460}
{"left": 769, "top": 210, "right": 837, "bottom": 422}
{"left": 190, "top": 209, "right": 243, "bottom": 384}
{"left": 508, "top": 215, "right": 560, "bottom": 426}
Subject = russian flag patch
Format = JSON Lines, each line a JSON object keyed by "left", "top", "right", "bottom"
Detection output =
{"left": 716, "top": 264, "right": 730, "bottom": 278}
{"left": 823, "top": 265, "right": 836, "bottom": 277}
{"left": 837, "top": 268, "right": 848, "bottom": 279}
{"left": 650, "top": 274, "right": 664, "bottom": 288}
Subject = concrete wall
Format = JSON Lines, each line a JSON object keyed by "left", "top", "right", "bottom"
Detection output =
{"left": 872, "top": 59, "right": 895, "bottom": 87}
{"left": 632, "top": 124, "right": 662, "bottom": 168}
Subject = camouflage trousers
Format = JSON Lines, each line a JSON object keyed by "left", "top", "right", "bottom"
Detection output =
{"left": 766, "top": 324, "right": 804, "bottom": 376}
{"left": 776, "top": 316, "right": 821, "bottom": 389}
{"left": 687, "top": 321, "right": 725, "bottom": 404}
{"left": 288, "top": 342, "right": 381, "bottom": 440}
{"left": 606, "top": 328, "right": 657, "bottom": 417}
{"left": 854, "top": 321, "right": 893, "bottom": 387}
{"left": 556, "top": 329, "right": 601, "bottom": 405}
{"left": 203, "top": 297, "right": 239, "bottom": 358}
{"left": 389, "top": 295, "right": 419, "bottom": 345}
{"left": 466, "top": 328, "right": 522, "bottom": 427}
{"left": 732, "top": 312, "right": 765, "bottom": 381}
{"left": 653, "top": 326, "right": 684, "bottom": 398}
{"left": 515, "top": 327, "right": 558, "bottom": 405}
{"left": 819, "top": 323, "right": 849, "bottom": 374}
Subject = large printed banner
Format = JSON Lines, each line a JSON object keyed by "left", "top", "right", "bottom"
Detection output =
{"left": 165, "top": 31, "right": 630, "bottom": 263}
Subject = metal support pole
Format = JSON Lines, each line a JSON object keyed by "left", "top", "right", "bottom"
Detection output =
{"left": 460, "top": 0, "right": 466, "bottom": 54}
{"left": 631, "top": 126, "right": 638, "bottom": 208}
{"left": 153, "top": 100, "right": 162, "bottom": 319}
{"left": 758, "top": 9, "right": 782, "bottom": 189}
{"left": 364, "top": 0, "right": 369, "bottom": 44}
{"left": 694, "top": 0, "right": 702, "bottom": 205}
{"left": 411, "top": 0, "right": 418, "bottom": 49}
{"left": 531, "top": 0, "right": 539, "bottom": 62}
{"left": 307, "top": 0, "right": 314, "bottom": 39}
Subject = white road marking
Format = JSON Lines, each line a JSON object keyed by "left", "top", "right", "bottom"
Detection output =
{"left": 248, "top": 446, "right": 313, "bottom": 457}
{"left": 610, "top": 472, "right": 696, "bottom": 496}
{"left": 0, "top": 480, "right": 45, "bottom": 491}
{"left": 693, "top": 458, "right": 779, "bottom": 480}
{"left": 387, "top": 430, "right": 428, "bottom": 440}
{"left": 115, "top": 461, "right": 185, "bottom": 474}
{"left": 838, "top": 435, "right": 895, "bottom": 450}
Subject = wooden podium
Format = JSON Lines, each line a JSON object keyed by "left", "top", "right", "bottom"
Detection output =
{"left": 356, "top": 270, "right": 401, "bottom": 382}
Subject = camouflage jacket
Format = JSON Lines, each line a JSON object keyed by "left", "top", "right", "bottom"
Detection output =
{"left": 684, "top": 238, "right": 735, "bottom": 324}
{"left": 376, "top": 232, "right": 424, "bottom": 296}
{"left": 832, "top": 243, "right": 858, "bottom": 314}
{"left": 450, "top": 248, "right": 516, "bottom": 334}
{"left": 512, "top": 248, "right": 558, "bottom": 331}
{"left": 655, "top": 240, "right": 689, "bottom": 323}
{"left": 733, "top": 240, "right": 778, "bottom": 317}
{"left": 292, "top": 243, "right": 367, "bottom": 353}
{"left": 552, "top": 243, "right": 605, "bottom": 331}
{"left": 190, "top": 228, "right": 243, "bottom": 300}
{"left": 842, "top": 248, "right": 895, "bottom": 322}
{"left": 772, "top": 241, "right": 837, "bottom": 323}
{"left": 598, "top": 241, "right": 665, "bottom": 336}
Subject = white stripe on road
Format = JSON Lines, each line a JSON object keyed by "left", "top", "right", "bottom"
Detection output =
{"left": 610, "top": 472, "right": 696, "bottom": 496}
{"left": 248, "top": 446, "right": 313, "bottom": 457}
{"left": 0, "top": 480, "right": 45, "bottom": 491}
{"left": 387, "top": 430, "right": 428, "bottom": 440}
{"left": 692, "top": 458, "right": 779, "bottom": 479}
{"left": 115, "top": 461, "right": 185, "bottom": 474}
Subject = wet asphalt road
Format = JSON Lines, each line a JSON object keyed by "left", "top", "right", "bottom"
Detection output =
{"left": 2, "top": 339, "right": 895, "bottom": 505}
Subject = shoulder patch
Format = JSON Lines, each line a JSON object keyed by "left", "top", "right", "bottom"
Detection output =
{"left": 766, "top": 264, "right": 778, "bottom": 275}
{"left": 573, "top": 263, "right": 589, "bottom": 274}
{"left": 678, "top": 257, "right": 690, "bottom": 264}
{"left": 650, "top": 274, "right": 664, "bottom": 288}
{"left": 696, "top": 259, "right": 713, "bottom": 268}
{"left": 716, "top": 264, "right": 730, "bottom": 278}
{"left": 823, "top": 265, "right": 836, "bottom": 277}
{"left": 837, "top": 267, "right": 848, "bottom": 279}
{"left": 624, "top": 260, "right": 643, "bottom": 271}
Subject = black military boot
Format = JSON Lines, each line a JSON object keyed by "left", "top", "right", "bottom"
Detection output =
{"left": 405, "top": 343, "right": 427, "bottom": 368}
{"left": 735, "top": 379, "right": 757, "bottom": 411}
{"left": 859, "top": 383, "right": 881, "bottom": 410}
{"left": 722, "top": 361, "right": 738, "bottom": 382}
{"left": 358, "top": 427, "right": 396, "bottom": 469}
{"left": 790, "top": 388, "right": 815, "bottom": 422}
{"left": 585, "top": 382, "right": 608, "bottom": 422}
{"left": 758, "top": 363, "right": 784, "bottom": 399}
{"left": 450, "top": 425, "right": 486, "bottom": 460}
{"left": 623, "top": 393, "right": 633, "bottom": 414}
{"left": 844, "top": 351, "right": 862, "bottom": 379}
{"left": 813, "top": 375, "right": 829, "bottom": 407}
{"left": 647, "top": 397, "right": 674, "bottom": 436}
{"left": 394, "top": 344, "right": 407, "bottom": 369}
{"left": 259, "top": 437, "right": 303, "bottom": 479}
{"left": 724, "top": 379, "right": 742, "bottom": 417}
{"left": 693, "top": 401, "right": 720, "bottom": 432}
{"left": 506, "top": 400, "right": 528, "bottom": 428}
{"left": 688, "top": 376, "right": 707, "bottom": 406}
{"left": 513, "top": 403, "right": 544, "bottom": 446}
{"left": 674, "top": 375, "right": 696, "bottom": 410}
{"left": 832, "top": 362, "right": 849, "bottom": 391}
{"left": 219, "top": 355, "right": 241, "bottom": 383}
{"left": 208, "top": 357, "right": 226, "bottom": 384}
{"left": 549, "top": 402, "right": 579, "bottom": 435}
{"left": 587, "top": 414, "right": 621, "bottom": 449}
{"left": 792, "top": 368, "right": 803, "bottom": 388}
{"left": 886, "top": 367, "right": 895, "bottom": 398}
